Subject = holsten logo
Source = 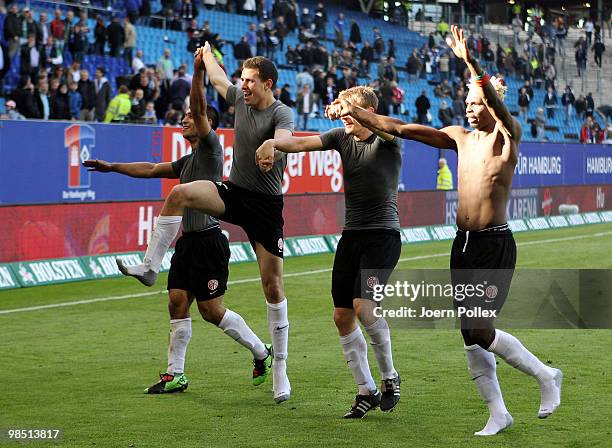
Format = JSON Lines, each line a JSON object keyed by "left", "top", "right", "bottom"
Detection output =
{"left": 63, "top": 124, "right": 96, "bottom": 201}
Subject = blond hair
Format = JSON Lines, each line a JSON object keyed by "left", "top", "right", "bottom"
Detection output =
{"left": 468, "top": 75, "right": 508, "bottom": 101}
{"left": 338, "top": 86, "right": 379, "bottom": 110}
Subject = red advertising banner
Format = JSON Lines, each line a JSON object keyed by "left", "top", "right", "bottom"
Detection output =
{"left": 160, "top": 128, "right": 344, "bottom": 196}
{"left": 0, "top": 185, "right": 608, "bottom": 263}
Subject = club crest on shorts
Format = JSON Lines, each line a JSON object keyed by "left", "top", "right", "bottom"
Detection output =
{"left": 366, "top": 276, "right": 380, "bottom": 289}
{"left": 485, "top": 285, "right": 498, "bottom": 299}
{"left": 278, "top": 238, "right": 284, "bottom": 252}
{"left": 208, "top": 279, "right": 219, "bottom": 291}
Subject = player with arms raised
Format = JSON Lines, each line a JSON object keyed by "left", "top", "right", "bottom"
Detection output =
{"left": 328, "top": 26, "right": 562, "bottom": 435}
{"left": 114, "top": 43, "right": 294, "bottom": 403}
{"left": 256, "top": 86, "right": 402, "bottom": 419}
{"left": 84, "top": 48, "right": 272, "bottom": 394}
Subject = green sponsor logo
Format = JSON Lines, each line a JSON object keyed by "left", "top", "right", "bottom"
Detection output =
{"left": 229, "top": 243, "right": 253, "bottom": 263}
{"left": 583, "top": 212, "right": 602, "bottom": 224}
{"left": 429, "top": 226, "right": 456, "bottom": 241}
{"left": 402, "top": 227, "right": 432, "bottom": 243}
{"left": 15, "top": 259, "right": 88, "bottom": 286}
{"left": 0, "top": 265, "right": 19, "bottom": 290}
{"left": 508, "top": 219, "right": 528, "bottom": 232}
{"left": 84, "top": 253, "right": 143, "bottom": 278}
{"left": 527, "top": 217, "right": 550, "bottom": 230}
{"left": 547, "top": 216, "right": 569, "bottom": 228}
{"left": 567, "top": 214, "right": 586, "bottom": 226}
{"left": 287, "top": 236, "right": 331, "bottom": 256}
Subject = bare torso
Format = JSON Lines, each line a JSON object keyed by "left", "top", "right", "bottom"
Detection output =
{"left": 455, "top": 124, "right": 517, "bottom": 231}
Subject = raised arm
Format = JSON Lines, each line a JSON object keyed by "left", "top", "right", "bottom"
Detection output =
{"left": 327, "top": 99, "right": 458, "bottom": 150}
{"left": 255, "top": 135, "right": 323, "bottom": 171}
{"left": 200, "top": 41, "right": 232, "bottom": 100}
{"left": 447, "top": 25, "right": 522, "bottom": 142}
{"left": 83, "top": 159, "right": 177, "bottom": 179}
{"left": 191, "top": 47, "right": 211, "bottom": 137}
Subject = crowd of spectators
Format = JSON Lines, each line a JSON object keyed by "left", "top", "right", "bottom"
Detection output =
{"left": 0, "top": 1, "right": 609, "bottom": 143}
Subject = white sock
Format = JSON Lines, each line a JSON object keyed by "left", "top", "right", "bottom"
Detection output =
{"left": 267, "top": 299, "right": 289, "bottom": 361}
{"left": 488, "top": 330, "right": 556, "bottom": 383}
{"left": 364, "top": 318, "right": 397, "bottom": 380}
{"left": 218, "top": 309, "right": 268, "bottom": 360}
{"left": 143, "top": 215, "right": 182, "bottom": 273}
{"left": 340, "top": 326, "right": 377, "bottom": 395}
{"left": 267, "top": 299, "right": 290, "bottom": 399}
{"left": 167, "top": 317, "right": 192, "bottom": 375}
{"left": 465, "top": 344, "right": 512, "bottom": 436}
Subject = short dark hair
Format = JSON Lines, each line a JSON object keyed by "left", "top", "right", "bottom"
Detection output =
{"left": 242, "top": 56, "right": 278, "bottom": 88}
{"left": 207, "top": 106, "right": 220, "bottom": 130}
{"left": 119, "top": 85, "right": 129, "bottom": 94}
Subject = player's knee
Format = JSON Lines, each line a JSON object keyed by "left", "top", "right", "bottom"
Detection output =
{"left": 333, "top": 308, "right": 355, "bottom": 332}
{"left": 262, "top": 277, "right": 284, "bottom": 302}
{"left": 197, "top": 300, "right": 225, "bottom": 325}
{"left": 168, "top": 184, "right": 191, "bottom": 206}
{"left": 462, "top": 328, "right": 495, "bottom": 349}
{"left": 168, "top": 299, "right": 189, "bottom": 319}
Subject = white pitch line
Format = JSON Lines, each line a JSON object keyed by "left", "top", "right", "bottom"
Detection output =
{"left": 1, "top": 229, "right": 611, "bottom": 316}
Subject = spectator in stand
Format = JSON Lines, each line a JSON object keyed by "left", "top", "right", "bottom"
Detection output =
{"left": 34, "top": 77, "right": 51, "bottom": 120}
{"left": 68, "top": 61, "right": 81, "bottom": 83}
{"left": 438, "top": 100, "right": 453, "bottom": 127}
{"left": 245, "top": 23, "right": 258, "bottom": 58}
{"left": 592, "top": 123, "right": 605, "bottom": 144}
{"left": 41, "top": 36, "right": 62, "bottom": 71}
{"left": 585, "top": 18, "right": 594, "bottom": 46}
{"left": 20, "top": 9, "right": 38, "bottom": 46}
{"left": 94, "top": 67, "right": 112, "bottom": 122}
{"left": 50, "top": 83, "right": 70, "bottom": 120}
{"left": 94, "top": 17, "right": 107, "bottom": 55}
{"left": 334, "top": 13, "right": 345, "bottom": 48}
{"left": 132, "top": 49, "right": 145, "bottom": 73}
{"left": 143, "top": 101, "right": 157, "bottom": 124}
{"left": 107, "top": 16, "right": 125, "bottom": 58}
{"left": 285, "top": 45, "right": 299, "bottom": 66}
{"left": 543, "top": 87, "right": 558, "bottom": 119}
{"left": 512, "top": 14, "right": 523, "bottom": 49}
{"left": 555, "top": 20, "right": 567, "bottom": 57}
{"left": 234, "top": 36, "right": 252, "bottom": 63}
{"left": 360, "top": 41, "right": 374, "bottom": 67}
{"left": 4, "top": 100, "right": 26, "bottom": 120}
{"left": 452, "top": 91, "right": 466, "bottom": 125}
{"left": 124, "top": 18, "right": 137, "bottom": 65}
{"left": 296, "top": 83, "right": 314, "bottom": 131}
{"left": 518, "top": 87, "right": 531, "bottom": 121}
{"left": 373, "top": 26, "right": 385, "bottom": 59}
{"left": 105, "top": 85, "right": 132, "bottom": 123}
{"left": 242, "top": 0, "right": 257, "bottom": 17}
{"left": 406, "top": 49, "right": 421, "bottom": 83}
{"left": 275, "top": 16, "right": 288, "bottom": 52}
{"left": 439, "top": 52, "right": 450, "bottom": 82}
{"left": 126, "top": 0, "right": 141, "bottom": 24}
{"left": 349, "top": 19, "right": 361, "bottom": 46}
{"left": 436, "top": 158, "right": 453, "bottom": 190}
{"left": 390, "top": 81, "right": 404, "bottom": 115}
{"left": 585, "top": 92, "right": 595, "bottom": 117}
{"left": 483, "top": 43, "right": 496, "bottom": 73}
{"left": 314, "top": 2, "right": 327, "bottom": 38}
{"left": 20, "top": 35, "right": 41, "bottom": 79}
{"left": 296, "top": 67, "right": 314, "bottom": 93}
{"left": 169, "top": 64, "right": 191, "bottom": 109}
{"left": 415, "top": 90, "right": 431, "bottom": 124}
{"left": 221, "top": 104, "right": 235, "bottom": 128}
{"left": 157, "top": 48, "right": 174, "bottom": 80}
{"left": 324, "top": 76, "right": 338, "bottom": 105}
{"left": 38, "top": 12, "right": 50, "bottom": 47}
{"left": 434, "top": 79, "right": 452, "bottom": 98}
{"left": 63, "top": 10, "right": 75, "bottom": 51}
{"left": 129, "top": 88, "right": 146, "bottom": 122}
{"left": 575, "top": 37, "right": 587, "bottom": 77}
{"left": 279, "top": 84, "right": 293, "bottom": 108}
{"left": 78, "top": 69, "right": 96, "bottom": 121}
{"left": 592, "top": 38, "right": 605, "bottom": 68}
{"left": 561, "top": 85, "right": 575, "bottom": 123}
{"left": 4, "top": 4, "right": 22, "bottom": 58}
{"left": 533, "top": 107, "right": 546, "bottom": 141}
{"left": 11, "top": 75, "right": 36, "bottom": 118}
{"left": 69, "top": 24, "right": 88, "bottom": 63}
{"left": 580, "top": 116, "right": 594, "bottom": 143}
{"left": 180, "top": 0, "right": 199, "bottom": 25}
{"left": 575, "top": 94, "right": 587, "bottom": 120}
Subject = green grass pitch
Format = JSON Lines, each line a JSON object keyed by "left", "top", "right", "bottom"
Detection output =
{"left": 1, "top": 223, "right": 611, "bottom": 447}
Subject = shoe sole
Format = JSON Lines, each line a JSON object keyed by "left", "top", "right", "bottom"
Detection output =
{"left": 116, "top": 259, "right": 156, "bottom": 287}
{"left": 274, "top": 392, "right": 290, "bottom": 404}
{"left": 538, "top": 369, "right": 563, "bottom": 419}
{"left": 144, "top": 384, "right": 188, "bottom": 394}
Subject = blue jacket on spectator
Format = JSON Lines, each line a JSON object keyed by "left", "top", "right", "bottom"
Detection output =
{"left": 69, "top": 90, "right": 82, "bottom": 120}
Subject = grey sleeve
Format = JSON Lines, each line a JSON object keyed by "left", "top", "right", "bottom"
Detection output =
{"left": 171, "top": 154, "right": 190, "bottom": 177}
{"left": 379, "top": 136, "right": 402, "bottom": 152}
{"left": 273, "top": 104, "right": 295, "bottom": 133}
{"left": 319, "top": 128, "right": 344, "bottom": 153}
{"left": 225, "top": 85, "right": 239, "bottom": 106}
{"left": 196, "top": 129, "right": 223, "bottom": 157}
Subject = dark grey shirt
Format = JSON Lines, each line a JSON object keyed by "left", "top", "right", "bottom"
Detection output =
{"left": 320, "top": 128, "right": 402, "bottom": 231}
{"left": 225, "top": 85, "right": 294, "bottom": 195}
{"left": 171, "top": 129, "right": 223, "bottom": 232}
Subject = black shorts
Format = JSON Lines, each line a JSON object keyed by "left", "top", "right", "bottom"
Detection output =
{"left": 215, "top": 181, "right": 284, "bottom": 258}
{"left": 332, "top": 229, "right": 402, "bottom": 309}
{"left": 450, "top": 223, "right": 516, "bottom": 315}
{"left": 167, "top": 227, "right": 230, "bottom": 301}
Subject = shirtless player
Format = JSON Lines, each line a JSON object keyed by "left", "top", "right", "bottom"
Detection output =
{"left": 327, "top": 25, "right": 562, "bottom": 435}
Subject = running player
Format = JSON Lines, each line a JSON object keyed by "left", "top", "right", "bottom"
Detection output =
{"left": 116, "top": 43, "right": 294, "bottom": 403}
{"left": 83, "top": 48, "right": 271, "bottom": 394}
{"left": 327, "top": 25, "right": 562, "bottom": 435}
{"left": 255, "top": 86, "right": 402, "bottom": 419}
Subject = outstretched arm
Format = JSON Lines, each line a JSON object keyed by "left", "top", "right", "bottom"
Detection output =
{"left": 255, "top": 135, "right": 323, "bottom": 171}
{"left": 191, "top": 47, "right": 211, "bottom": 137}
{"left": 447, "top": 25, "right": 522, "bottom": 142}
{"left": 83, "top": 159, "right": 177, "bottom": 178}
{"left": 327, "top": 99, "right": 458, "bottom": 150}
{"left": 200, "top": 41, "right": 232, "bottom": 99}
